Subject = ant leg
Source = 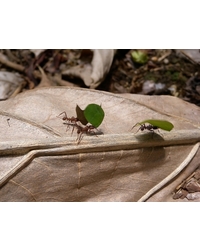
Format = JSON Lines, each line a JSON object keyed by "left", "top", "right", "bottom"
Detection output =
{"left": 131, "top": 123, "right": 140, "bottom": 131}
{"left": 76, "top": 131, "right": 84, "bottom": 145}
{"left": 134, "top": 126, "right": 142, "bottom": 134}
{"left": 66, "top": 124, "right": 70, "bottom": 132}
{"left": 76, "top": 132, "right": 80, "bottom": 142}
{"left": 71, "top": 124, "right": 76, "bottom": 136}
{"left": 88, "top": 127, "right": 98, "bottom": 137}
{"left": 157, "top": 129, "right": 163, "bottom": 136}
{"left": 93, "top": 131, "right": 98, "bottom": 137}
{"left": 149, "top": 128, "right": 163, "bottom": 137}
{"left": 151, "top": 130, "right": 162, "bottom": 139}
{"left": 63, "top": 122, "right": 71, "bottom": 132}
{"left": 94, "top": 127, "right": 100, "bottom": 136}
{"left": 57, "top": 111, "right": 67, "bottom": 120}
{"left": 151, "top": 130, "right": 155, "bottom": 139}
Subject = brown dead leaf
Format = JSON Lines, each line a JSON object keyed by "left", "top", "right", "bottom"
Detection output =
{"left": 62, "top": 49, "right": 116, "bottom": 88}
{"left": 0, "top": 71, "right": 24, "bottom": 100}
{"left": 0, "top": 87, "right": 200, "bottom": 201}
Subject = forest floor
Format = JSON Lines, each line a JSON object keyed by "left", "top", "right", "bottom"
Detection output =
{"left": 1, "top": 49, "right": 200, "bottom": 106}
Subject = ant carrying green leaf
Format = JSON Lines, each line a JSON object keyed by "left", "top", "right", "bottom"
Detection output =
{"left": 57, "top": 103, "right": 105, "bottom": 144}
{"left": 131, "top": 119, "right": 174, "bottom": 134}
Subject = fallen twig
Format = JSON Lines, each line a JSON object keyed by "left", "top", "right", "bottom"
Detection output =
{"left": 138, "top": 142, "right": 200, "bottom": 202}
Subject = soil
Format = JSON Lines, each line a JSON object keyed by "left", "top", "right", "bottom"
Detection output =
{"left": 99, "top": 49, "right": 200, "bottom": 106}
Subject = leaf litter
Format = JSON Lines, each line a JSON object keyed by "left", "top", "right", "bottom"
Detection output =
{"left": 1, "top": 49, "right": 200, "bottom": 105}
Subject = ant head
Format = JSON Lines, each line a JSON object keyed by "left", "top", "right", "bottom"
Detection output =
{"left": 140, "top": 124, "right": 145, "bottom": 131}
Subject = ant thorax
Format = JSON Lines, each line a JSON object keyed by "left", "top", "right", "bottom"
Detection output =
{"left": 145, "top": 124, "right": 158, "bottom": 131}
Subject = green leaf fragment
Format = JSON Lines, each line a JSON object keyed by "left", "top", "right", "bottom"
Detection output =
{"left": 140, "top": 119, "right": 174, "bottom": 131}
{"left": 84, "top": 104, "right": 105, "bottom": 128}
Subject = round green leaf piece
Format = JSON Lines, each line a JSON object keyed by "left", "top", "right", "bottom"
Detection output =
{"left": 84, "top": 104, "right": 105, "bottom": 128}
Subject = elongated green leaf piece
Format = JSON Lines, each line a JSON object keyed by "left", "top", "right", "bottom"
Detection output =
{"left": 139, "top": 119, "right": 174, "bottom": 131}
{"left": 84, "top": 104, "right": 105, "bottom": 128}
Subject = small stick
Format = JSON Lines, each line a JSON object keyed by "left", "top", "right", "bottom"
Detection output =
{"left": 138, "top": 142, "right": 200, "bottom": 202}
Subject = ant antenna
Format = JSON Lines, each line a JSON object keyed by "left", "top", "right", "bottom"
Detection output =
{"left": 134, "top": 126, "right": 142, "bottom": 134}
{"left": 130, "top": 123, "right": 140, "bottom": 131}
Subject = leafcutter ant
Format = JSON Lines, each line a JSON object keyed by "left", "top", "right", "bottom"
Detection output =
{"left": 74, "top": 124, "right": 98, "bottom": 144}
{"left": 131, "top": 120, "right": 173, "bottom": 135}
{"left": 132, "top": 123, "right": 159, "bottom": 134}
{"left": 131, "top": 122, "right": 161, "bottom": 137}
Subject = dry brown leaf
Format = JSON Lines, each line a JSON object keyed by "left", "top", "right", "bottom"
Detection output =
{"left": 62, "top": 49, "right": 116, "bottom": 88}
{"left": 0, "top": 87, "right": 200, "bottom": 201}
{"left": 0, "top": 71, "right": 24, "bottom": 100}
